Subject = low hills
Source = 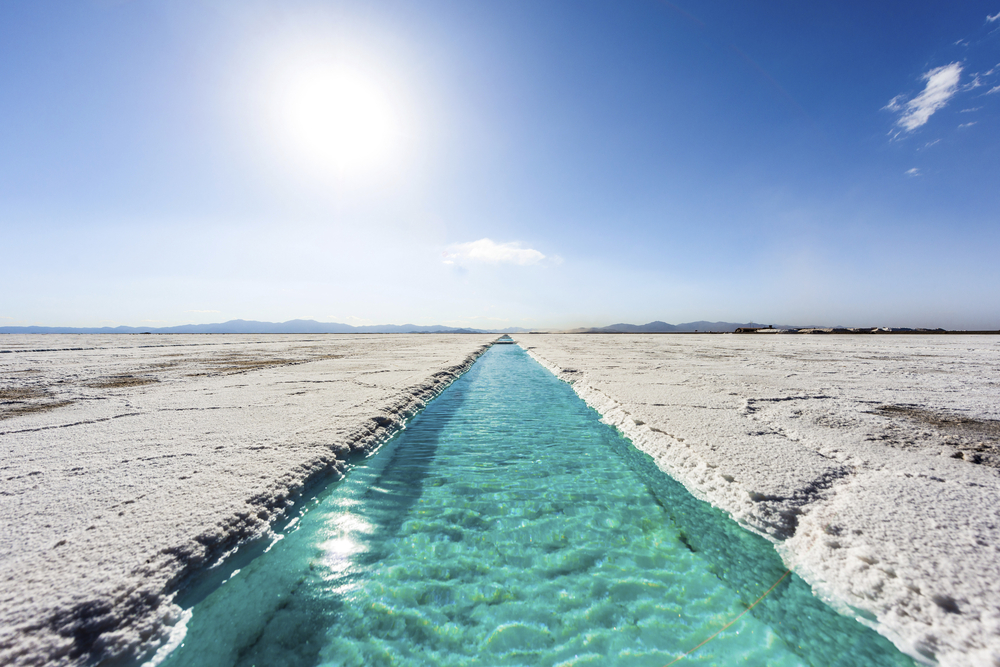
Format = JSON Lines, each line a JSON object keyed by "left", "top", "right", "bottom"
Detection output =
{"left": 0, "top": 319, "right": 971, "bottom": 335}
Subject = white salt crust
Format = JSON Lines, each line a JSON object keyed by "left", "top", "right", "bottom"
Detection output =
{"left": 517, "top": 333, "right": 1000, "bottom": 667}
{"left": 0, "top": 334, "right": 494, "bottom": 666}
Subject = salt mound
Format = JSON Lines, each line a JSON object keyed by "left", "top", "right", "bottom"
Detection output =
{"left": 0, "top": 334, "right": 493, "bottom": 666}
{"left": 518, "top": 333, "right": 1000, "bottom": 666}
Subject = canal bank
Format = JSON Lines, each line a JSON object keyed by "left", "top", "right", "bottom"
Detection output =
{"left": 156, "top": 344, "right": 911, "bottom": 666}
{"left": 0, "top": 334, "right": 494, "bottom": 667}
{"left": 516, "top": 333, "right": 1000, "bottom": 666}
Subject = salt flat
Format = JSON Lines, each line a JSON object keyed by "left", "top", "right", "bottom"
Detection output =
{"left": 517, "top": 333, "right": 1000, "bottom": 666}
{"left": 0, "top": 334, "right": 493, "bottom": 667}
{"left": 5, "top": 332, "right": 998, "bottom": 666}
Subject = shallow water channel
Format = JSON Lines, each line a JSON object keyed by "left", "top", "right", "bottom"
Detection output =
{"left": 158, "top": 344, "right": 913, "bottom": 666}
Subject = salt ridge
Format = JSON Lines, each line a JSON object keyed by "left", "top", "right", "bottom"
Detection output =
{"left": 518, "top": 333, "right": 1000, "bottom": 666}
{"left": 0, "top": 334, "right": 494, "bottom": 666}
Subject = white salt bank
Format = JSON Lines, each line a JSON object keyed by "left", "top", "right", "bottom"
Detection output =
{"left": 517, "top": 333, "right": 1000, "bottom": 666}
{"left": 0, "top": 334, "right": 494, "bottom": 666}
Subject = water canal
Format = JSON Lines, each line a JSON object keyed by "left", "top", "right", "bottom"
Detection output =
{"left": 157, "top": 344, "right": 913, "bottom": 666}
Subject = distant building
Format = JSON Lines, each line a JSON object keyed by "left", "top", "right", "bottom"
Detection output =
{"left": 734, "top": 325, "right": 773, "bottom": 334}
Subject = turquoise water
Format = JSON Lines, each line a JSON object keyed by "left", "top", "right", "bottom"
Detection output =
{"left": 159, "top": 345, "right": 913, "bottom": 667}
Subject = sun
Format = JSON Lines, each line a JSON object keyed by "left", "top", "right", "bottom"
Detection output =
{"left": 273, "top": 61, "right": 400, "bottom": 177}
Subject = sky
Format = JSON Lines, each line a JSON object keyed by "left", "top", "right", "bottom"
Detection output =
{"left": 2, "top": 1, "right": 999, "bottom": 330}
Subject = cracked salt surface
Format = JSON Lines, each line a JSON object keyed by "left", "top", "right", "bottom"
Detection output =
{"left": 517, "top": 333, "right": 1000, "bottom": 666}
{"left": 0, "top": 334, "right": 493, "bottom": 666}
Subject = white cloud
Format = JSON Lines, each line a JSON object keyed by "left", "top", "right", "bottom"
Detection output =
{"left": 905, "top": 168, "right": 921, "bottom": 177}
{"left": 958, "top": 121, "right": 977, "bottom": 128}
{"left": 187, "top": 309, "right": 220, "bottom": 313}
{"left": 888, "top": 62, "right": 963, "bottom": 132}
{"left": 988, "top": 11, "right": 1000, "bottom": 22}
{"left": 443, "top": 238, "right": 546, "bottom": 266}
{"left": 986, "top": 85, "right": 1000, "bottom": 95}
{"left": 960, "top": 106, "right": 982, "bottom": 112}
{"left": 964, "top": 75, "right": 984, "bottom": 90}
{"left": 882, "top": 95, "right": 905, "bottom": 112}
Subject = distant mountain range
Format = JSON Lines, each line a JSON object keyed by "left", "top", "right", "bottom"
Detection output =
{"left": 0, "top": 318, "right": 789, "bottom": 335}
{"left": 0, "top": 319, "right": 970, "bottom": 335}
{"left": 0, "top": 319, "right": 532, "bottom": 335}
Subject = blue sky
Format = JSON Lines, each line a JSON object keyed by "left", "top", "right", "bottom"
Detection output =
{"left": 2, "top": 1, "right": 998, "bottom": 329}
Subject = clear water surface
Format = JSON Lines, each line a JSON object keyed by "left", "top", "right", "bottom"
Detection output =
{"left": 159, "top": 345, "right": 914, "bottom": 667}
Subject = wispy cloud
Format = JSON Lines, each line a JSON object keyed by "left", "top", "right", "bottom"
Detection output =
{"left": 958, "top": 121, "right": 977, "bottom": 128}
{"left": 987, "top": 85, "right": 1000, "bottom": 95}
{"left": 964, "top": 75, "right": 984, "bottom": 91}
{"left": 960, "top": 106, "right": 982, "bottom": 112}
{"left": 443, "top": 238, "right": 546, "bottom": 266}
{"left": 923, "top": 139, "right": 940, "bottom": 149}
{"left": 905, "top": 168, "right": 921, "bottom": 177}
{"left": 988, "top": 11, "right": 1000, "bottom": 22}
{"left": 885, "top": 62, "right": 963, "bottom": 132}
{"left": 187, "top": 309, "right": 220, "bottom": 313}
{"left": 883, "top": 95, "right": 905, "bottom": 112}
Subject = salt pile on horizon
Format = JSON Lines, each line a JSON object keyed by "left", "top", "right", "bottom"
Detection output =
{"left": 518, "top": 333, "right": 1000, "bottom": 666}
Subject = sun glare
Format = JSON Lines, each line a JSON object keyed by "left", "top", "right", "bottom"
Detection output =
{"left": 273, "top": 61, "right": 401, "bottom": 177}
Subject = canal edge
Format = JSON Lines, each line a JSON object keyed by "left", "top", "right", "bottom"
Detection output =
{"left": 136, "top": 338, "right": 497, "bottom": 667}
